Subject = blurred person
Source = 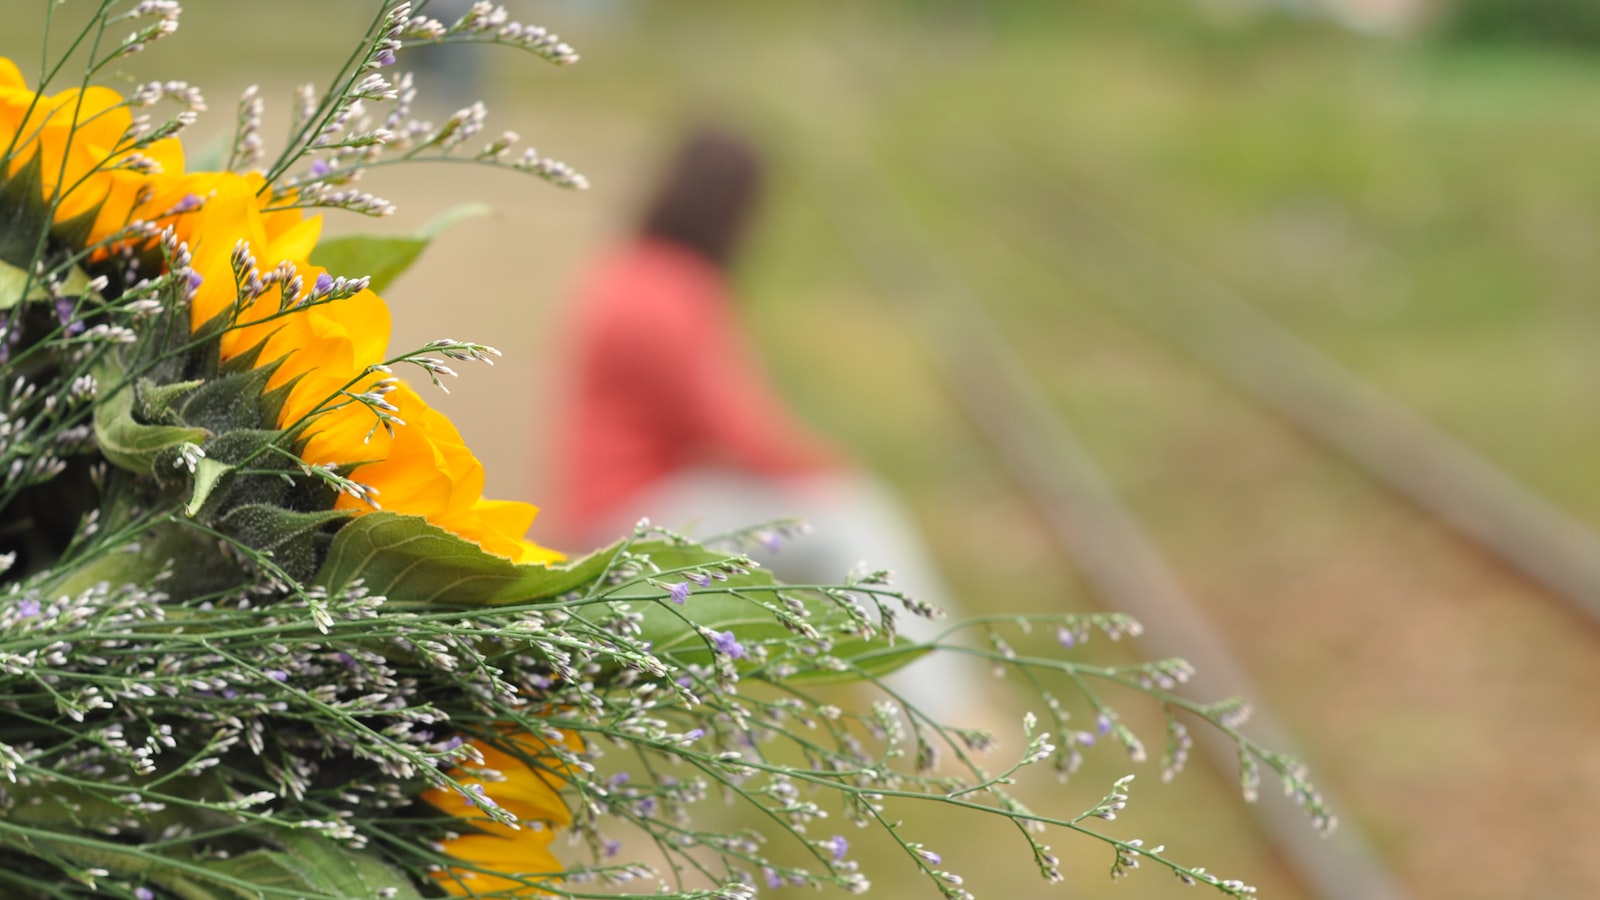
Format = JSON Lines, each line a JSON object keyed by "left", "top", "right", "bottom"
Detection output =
{"left": 545, "top": 126, "right": 981, "bottom": 716}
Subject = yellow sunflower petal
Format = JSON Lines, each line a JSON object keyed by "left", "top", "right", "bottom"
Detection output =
{"left": 0, "top": 58, "right": 24, "bottom": 89}
{"left": 421, "top": 731, "right": 576, "bottom": 897}
{"left": 430, "top": 831, "right": 562, "bottom": 898}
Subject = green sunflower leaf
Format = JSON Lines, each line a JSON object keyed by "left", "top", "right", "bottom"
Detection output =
{"left": 269, "top": 831, "right": 426, "bottom": 900}
{"left": 148, "top": 852, "right": 311, "bottom": 900}
{"left": 313, "top": 511, "right": 614, "bottom": 605}
{"left": 136, "top": 378, "right": 205, "bottom": 424}
{"left": 219, "top": 504, "right": 350, "bottom": 583}
{"left": 150, "top": 831, "right": 425, "bottom": 900}
{"left": 184, "top": 457, "right": 233, "bottom": 517}
{"left": 92, "top": 357, "right": 210, "bottom": 475}
{"left": 310, "top": 202, "right": 490, "bottom": 292}
{"left": 203, "top": 831, "right": 426, "bottom": 900}
{"left": 219, "top": 504, "right": 350, "bottom": 553}
{"left": 312, "top": 513, "right": 923, "bottom": 682}
{"left": 0, "top": 255, "right": 104, "bottom": 310}
{"left": 0, "top": 257, "right": 42, "bottom": 310}
{"left": 175, "top": 362, "right": 279, "bottom": 432}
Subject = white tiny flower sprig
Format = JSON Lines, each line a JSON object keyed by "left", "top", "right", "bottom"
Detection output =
{"left": 293, "top": 458, "right": 383, "bottom": 510}
{"left": 399, "top": 1, "right": 580, "bottom": 66}
{"left": 924, "top": 613, "right": 1339, "bottom": 837}
{"left": 391, "top": 338, "right": 502, "bottom": 394}
{"left": 491, "top": 523, "right": 1295, "bottom": 899}
{"left": 364, "top": 336, "right": 499, "bottom": 392}
{"left": 104, "top": 0, "right": 182, "bottom": 64}
{"left": 0, "top": 229, "right": 206, "bottom": 522}
{"left": 14, "top": 1, "right": 187, "bottom": 105}
{"left": 220, "top": 337, "right": 506, "bottom": 487}
{"left": 0, "top": 5, "right": 210, "bottom": 315}
{"left": 229, "top": 85, "right": 265, "bottom": 171}
{"left": 242, "top": 0, "right": 587, "bottom": 215}
{"left": 0, "top": 229, "right": 208, "bottom": 510}
{"left": 0, "top": 489, "right": 1317, "bottom": 899}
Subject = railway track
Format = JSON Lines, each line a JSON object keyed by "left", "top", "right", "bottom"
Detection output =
{"left": 795, "top": 142, "right": 1411, "bottom": 900}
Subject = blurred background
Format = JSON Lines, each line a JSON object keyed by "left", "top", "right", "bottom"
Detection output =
{"left": 16, "top": 0, "right": 1600, "bottom": 896}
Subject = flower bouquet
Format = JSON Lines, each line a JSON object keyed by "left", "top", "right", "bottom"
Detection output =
{"left": 0, "top": 3, "right": 1330, "bottom": 898}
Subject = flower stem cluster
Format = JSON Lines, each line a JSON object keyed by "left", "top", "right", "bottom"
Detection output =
{"left": 0, "top": 4, "right": 1331, "bottom": 899}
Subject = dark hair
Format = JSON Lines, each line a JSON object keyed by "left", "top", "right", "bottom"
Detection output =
{"left": 639, "top": 127, "right": 764, "bottom": 269}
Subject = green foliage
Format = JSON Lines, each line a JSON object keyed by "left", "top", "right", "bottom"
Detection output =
{"left": 1440, "top": 0, "right": 1600, "bottom": 49}
{"left": 314, "top": 510, "right": 621, "bottom": 604}
{"left": 313, "top": 512, "right": 928, "bottom": 679}
{"left": 601, "top": 539, "right": 933, "bottom": 682}
{"left": 0, "top": 154, "right": 52, "bottom": 269}
{"left": 3, "top": 814, "right": 424, "bottom": 900}
{"left": 91, "top": 356, "right": 209, "bottom": 474}
{"left": 186, "top": 831, "right": 425, "bottom": 900}
{"left": 182, "top": 457, "right": 232, "bottom": 516}
{"left": 0, "top": 256, "right": 102, "bottom": 310}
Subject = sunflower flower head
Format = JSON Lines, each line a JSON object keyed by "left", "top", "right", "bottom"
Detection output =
{"left": 0, "top": 49, "right": 559, "bottom": 565}
{"left": 422, "top": 732, "right": 580, "bottom": 897}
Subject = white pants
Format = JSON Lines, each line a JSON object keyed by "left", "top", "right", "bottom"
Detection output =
{"left": 577, "top": 469, "right": 986, "bottom": 719}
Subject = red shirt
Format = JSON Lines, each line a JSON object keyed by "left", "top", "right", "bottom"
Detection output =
{"left": 548, "top": 238, "right": 838, "bottom": 541}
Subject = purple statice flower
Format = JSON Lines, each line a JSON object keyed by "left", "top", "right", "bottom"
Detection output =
{"left": 667, "top": 581, "right": 691, "bottom": 605}
{"left": 314, "top": 272, "right": 334, "bottom": 295}
{"left": 763, "top": 868, "right": 783, "bottom": 889}
{"left": 15, "top": 597, "right": 40, "bottom": 618}
{"left": 1056, "top": 625, "right": 1078, "bottom": 648}
{"left": 1096, "top": 713, "right": 1113, "bottom": 736}
{"left": 603, "top": 838, "right": 622, "bottom": 858}
{"left": 309, "top": 158, "right": 332, "bottom": 178}
{"left": 689, "top": 572, "right": 712, "bottom": 587}
{"left": 821, "top": 834, "right": 849, "bottom": 862}
{"left": 55, "top": 298, "right": 85, "bottom": 336}
{"left": 917, "top": 848, "right": 943, "bottom": 865}
{"left": 134, "top": 889, "right": 155, "bottom": 900}
{"left": 462, "top": 783, "right": 497, "bottom": 809}
{"left": 265, "top": 669, "right": 288, "bottom": 682}
{"left": 711, "top": 630, "right": 745, "bottom": 660}
{"left": 375, "top": 48, "right": 397, "bottom": 67}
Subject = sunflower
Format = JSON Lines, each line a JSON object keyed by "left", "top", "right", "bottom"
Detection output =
{"left": 421, "top": 731, "right": 580, "bottom": 897}
{"left": 0, "top": 58, "right": 185, "bottom": 234}
{"left": 0, "top": 57, "right": 559, "bottom": 564}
